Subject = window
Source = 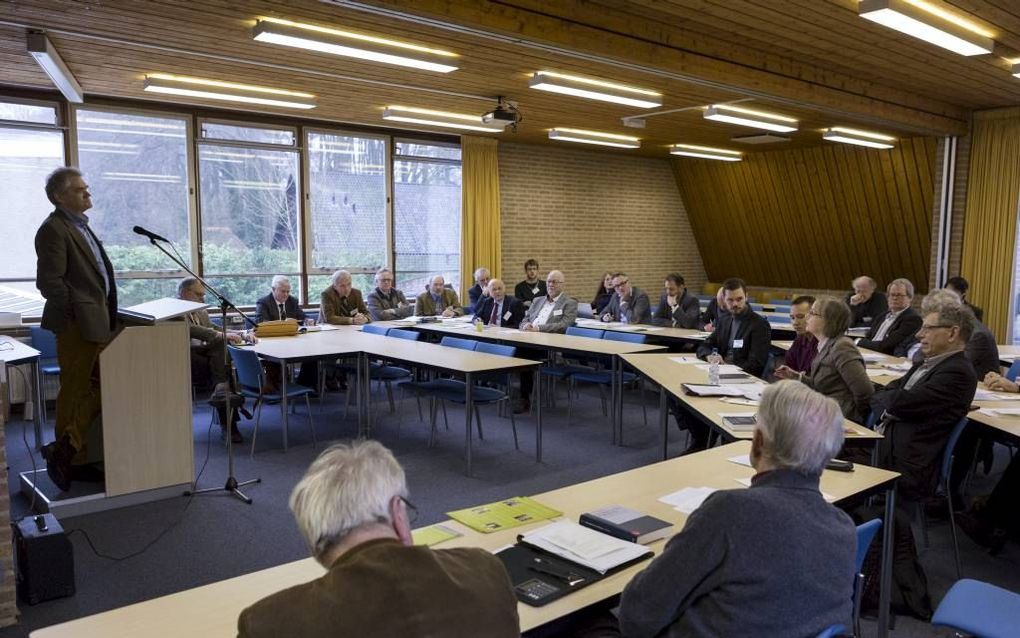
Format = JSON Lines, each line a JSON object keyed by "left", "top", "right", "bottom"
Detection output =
{"left": 75, "top": 108, "right": 192, "bottom": 306}
{"left": 393, "top": 141, "right": 462, "bottom": 295}
{"left": 199, "top": 122, "right": 300, "bottom": 306}
{"left": 0, "top": 99, "right": 63, "bottom": 314}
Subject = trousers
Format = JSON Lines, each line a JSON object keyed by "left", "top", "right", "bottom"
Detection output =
{"left": 55, "top": 320, "right": 106, "bottom": 462}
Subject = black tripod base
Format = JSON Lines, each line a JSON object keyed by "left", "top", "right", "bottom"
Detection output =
{"left": 185, "top": 476, "right": 262, "bottom": 505}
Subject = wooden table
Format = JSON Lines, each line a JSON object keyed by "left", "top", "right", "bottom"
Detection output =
{"left": 30, "top": 441, "right": 900, "bottom": 638}
{"left": 0, "top": 335, "right": 44, "bottom": 447}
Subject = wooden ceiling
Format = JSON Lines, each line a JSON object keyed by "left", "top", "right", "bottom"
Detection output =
{"left": 2, "top": 0, "right": 1020, "bottom": 156}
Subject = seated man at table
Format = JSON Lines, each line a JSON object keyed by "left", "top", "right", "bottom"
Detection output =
{"left": 254, "top": 275, "right": 317, "bottom": 392}
{"left": 845, "top": 275, "right": 887, "bottom": 329}
{"left": 651, "top": 273, "right": 700, "bottom": 329}
{"left": 696, "top": 278, "right": 771, "bottom": 377}
{"left": 237, "top": 440, "right": 519, "bottom": 638}
{"left": 901, "top": 289, "right": 1000, "bottom": 379}
{"left": 699, "top": 286, "right": 726, "bottom": 331}
{"left": 518, "top": 270, "right": 577, "bottom": 413}
{"left": 618, "top": 381, "right": 855, "bottom": 638}
{"left": 855, "top": 278, "right": 921, "bottom": 355}
{"left": 778, "top": 295, "right": 816, "bottom": 374}
{"left": 320, "top": 270, "right": 370, "bottom": 326}
{"left": 514, "top": 258, "right": 546, "bottom": 310}
{"left": 366, "top": 268, "right": 413, "bottom": 321}
{"left": 472, "top": 278, "right": 524, "bottom": 328}
{"left": 467, "top": 267, "right": 491, "bottom": 314}
{"left": 415, "top": 275, "right": 463, "bottom": 317}
{"left": 601, "top": 272, "right": 651, "bottom": 324}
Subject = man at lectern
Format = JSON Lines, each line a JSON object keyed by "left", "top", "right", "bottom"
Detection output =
{"left": 35, "top": 167, "right": 118, "bottom": 491}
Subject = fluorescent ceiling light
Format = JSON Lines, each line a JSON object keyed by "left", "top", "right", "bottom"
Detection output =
{"left": 858, "top": 0, "right": 994, "bottom": 56}
{"left": 1012, "top": 62, "right": 1020, "bottom": 78}
{"left": 670, "top": 144, "right": 742, "bottom": 161}
{"left": 26, "top": 31, "right": 84, "bottom": 103}
{"left": 143, "top": 74, "right": 316, "bottom": 110}
{"left": 382, "top": 106, "right": 505, "bottom": 133}
{"left": 253, "top": 18, "right": 458, "bottom": 73}
{"left": 703, "top": 104, "right": 798, "bottom": 133}
{"left": 529, "top": 71, "right": 661, "bottom": 108}
{"left": 548, "top": 128, "right": 641, "bottom": 149}
{"left": 823, "top": 127, "right": 897, "bottom": 149}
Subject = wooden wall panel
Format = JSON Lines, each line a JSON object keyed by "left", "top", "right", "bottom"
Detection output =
{"left": 672, "top": 137, "right": 938, "bottom": 291}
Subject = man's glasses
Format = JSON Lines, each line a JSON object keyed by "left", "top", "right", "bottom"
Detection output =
{"left": 613, "top": 280, "right": 629, "bottom": 288}
{"left": 918, "top": 323, "right": 954, "bottom": 333}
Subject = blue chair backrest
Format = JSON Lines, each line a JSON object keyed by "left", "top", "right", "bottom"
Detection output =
{"left": 29, "top": 326, "right": 58, "bottom": 359}
{"left": 305, "top": 310, "right": 320, "bottom": 323}
{"left": 604, "top": 331, "right": 646, "bottom": 344}
{"left": 387, "top": 329, "right": 420, "bottom": 341}
{"left": 1007, "top": 359, "right": 1020, "bottom": 382}
{"left": 855, "top": 519, "right": 882, "bottom": 573}
{"left": 940, "top": 416, "right": 971, "bottom": 482}
{"left": 566, "top": 326, "right": 604, "bottom": 339}
{"left": 440, "top": 336, "right": 478, "bottom": 351}
{"left": 750, "top": 303, "right": 765, "bottom": 311}
{"left": 771, "top": 314, "right": 792, "bottom": 324}
{"left": 361, "top": 324, "right": 390, "bottom": 336}
{"left": 228, "top": 346, "right": 262, "bottom": 391}
{"left": 475, "top": 342, "right": 516, "bottom": 357}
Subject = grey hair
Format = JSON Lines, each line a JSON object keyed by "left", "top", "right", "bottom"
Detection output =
{"left": 374, "top": 268, "right": 393, "bottom": 284}
{"left": 176, "top": 277, "right": 200, "bottom": 297}
{"left": 921, "top": 288, "right": 960, "bottom": 314}
{"left": 852, "top": 276, "right": 877, "bottom": 290}
{"left": 430, "top": 274, "right": 446, "bottom": 285}
{"left": 473, "top": 267, "right": 490, "bottom": 281}
{"left": 271, "top": 275, "right": 290, "bottom": 289}
{"left": 45, "top": 167, "right": 83, "bottom": 206}
{"left": 814, "top": 296, "right": 850, "bottom": 339}
{"left": 888, "top": 278, "right": 915, "bottom": 298}
{"left": 756, "top": 380, "right": 845, "bottom": 475}
{"left": 289, "top": 440, "right": 408, "bottom": 562}
{"left": 330, "top": 269, "right": 352, "bottom": 286}
{"left": 924, "top": 297, "right": 976, "bottom": 342}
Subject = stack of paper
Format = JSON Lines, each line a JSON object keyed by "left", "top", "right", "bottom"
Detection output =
{"left": 520, "top": 521, "right": 651, "bottom": 574}
{"left": 658, "top": 487, "right": 718, "bottom": 514}
{"left": 860, "top": 352, "right": 888, "bottom": 363}
{"left": 979, "top": 407, "right": 1020, "bottom": 418}
{"left": 975, "top": 389, "right": 1020, "bottom": 402}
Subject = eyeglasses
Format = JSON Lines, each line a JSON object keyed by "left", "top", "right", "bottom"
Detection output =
{"left": 546, "top": 279, "right": 563, "bottom": 285}
{"left": 918, "top": 323, "right": 955, "bottom": 333}
{"left": 888, "top": 292, "right": 910, "bottom": 298}
{"left": 613, "top": 280, "right": 629, "bottom": 288}
{"left": 807, "top": 310, "right": 821, "bottom": 317}
{"left": 400, "top": 496, "right": 419, "bottom": 525}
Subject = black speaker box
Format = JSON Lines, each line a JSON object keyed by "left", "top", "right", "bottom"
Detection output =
{"left": 13, "top": 514, "right": 75, "bottom": 604}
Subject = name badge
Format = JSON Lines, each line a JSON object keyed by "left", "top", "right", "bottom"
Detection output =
{"left": 532, "top": 286, "right": 540, "bottom": 294}
{"left": 552, "top": 309, "right": 563, "bottom": 316}
{"left": 503, "top": 310, "right": 512, "bottom": 320}
{"left": 733, "top": 339, "right": 744, "bottom": 348}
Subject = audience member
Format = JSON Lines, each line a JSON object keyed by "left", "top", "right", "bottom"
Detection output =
{"left": 856, "top": 278, "right": 921, "bottom": 355}
{"left": 467, "top": 267, "right": 491, "bottom": 314}
{"left": 700, "top": 286, "right": 726, "bottom": 331}
{"left": 320, "top": 270, "right": 371, "bottom": 325}
{"left": 619, "top": 381, "right": 854, "bottom": 638}
{"left": 901, "top": 289, "right": 1000, "bottom": 378}
{"left": 775, "top": 296, "right": 873, "bottom": 422}
{"left": 778, "top": 295, "right": 817, "bottom": 373}
{"left": 514, "top": 259, "right": 546, "bottom": 310}
{"left": 696, "top": 278, "right": 771, "bottom": 376}
{"left": 366, "top": 268, "right": 412, "bottom": 321}
{"left": 254, "top": 276, "right": 317, "bottom": 393}
{"left": 651, "top": 273, "right": 700, "bottom": 329}
{"left": 518, "top": 270, "right": 577, "bottom": 413}
{"left": 845, "top": 275, "right": 887, "bottom": 328}
{"left": 591, "top": 272, "right": 614, "bottom": 316}
{"left": 472, "top": 279, "right": 524, "bottom": 328}
{"left": 237, "top": 440, "right": 520, "bottom": 638}
{"left": 415, "top": 275, "right": 463, "bottom": 317}
{"left": 946, "top": 275, "right": 984, "bottom": 322}
{"left": 601, "top": 272, "right": 651, "bottom": 324}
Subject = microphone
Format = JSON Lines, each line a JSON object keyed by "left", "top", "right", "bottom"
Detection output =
{"left": 133, "top": 226, "right": 170, "bottom": 243}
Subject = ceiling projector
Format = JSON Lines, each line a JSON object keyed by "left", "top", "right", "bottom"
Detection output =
{"left": 483, "top": 97, "right": 522, "bottom": 132}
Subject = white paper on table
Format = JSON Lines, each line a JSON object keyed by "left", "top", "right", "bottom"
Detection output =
{"left": 738, "top": 383, "right": 768, "bottom": 401}
{"left": 442, "top": 316, "right": 473, "bottom": 324}
{"left": 866, "top": 369, "right": 902, "bottom": 378}
{"left": 682, "top": 384, "right": 747, "bottom": 397}
{"left": 718, "top": 412, "right": 756, "bottom": 419}
{"left": 727, "top": 454, "right": 752, "bottom": 467}
{"left": 974, "top": 389, "right": 1020, "bottom": 401}
{"left": 315, "top": 324, "right": 340, "bottom": 331}
{"left": 659, "top": 487, "right": 718, "bottom": 514}
{"left": 520, "top": 522, "right": 651, "bottom": 574}
{"left": 688, "top": 332, "right": 712, "bottom": 339}
{"left": 860, "top": 352, "right": 888, "bottom": 363}
{"left": 694, "top": 364, "right": 745, "bottom": 373}
{"left": 443, "top": 323, "right": 475, "bottom": 331}
{"left": 980, "top": 407, "right": 1020, "bottom": 417}
{"left": 670, "top": 356, "right": 701, "bottom": 364}
{"left": 733, "top": 477, "right": 835, "bottom": 502}
{"left": 497, "top": 329, "right": 520, "bottom": 334}
{"left": 882, "top": 362, "right": 914, "bottom": 372}
{"left": 720, "top": 397, "right": 760, "bottom": 407}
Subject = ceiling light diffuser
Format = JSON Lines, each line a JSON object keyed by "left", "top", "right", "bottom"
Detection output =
{"left": 858, "top": 0, "right": 994, "bottom": 56}
{"left": 529, "top": 71, "right": 662, "bottom": 108}
{"left": 143, "top": 74, "right": 316, "bottom": 109}
{"left": 823, "top": 126, "right": 896, "bottom": 149}
{"left": 703, "top": 104, "right": 798, "bottom": 133}
{"left": 670, "top": 144, "right": 743, "bottom": 161}
{"left": 548, "top": 128, "right": 641, "bottom": 149}
{"left": 382, "top": 106, "right": 505, "bottom": 132}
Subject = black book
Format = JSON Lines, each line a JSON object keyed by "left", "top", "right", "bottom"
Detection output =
{"left": 579, "top": 505, "right": 673, "bottom": 545}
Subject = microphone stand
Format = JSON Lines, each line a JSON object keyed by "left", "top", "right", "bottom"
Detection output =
{"left": 144, "top": 236, "right": 260, "bottom": 504}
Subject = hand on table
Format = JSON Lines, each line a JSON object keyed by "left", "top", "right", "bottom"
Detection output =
{"left": 985, "top": 372, "right": 1019, "bottom": 393}
{"left": 773, "top": 365, "right": 799, "bottom": 380}
{"left": 352, "top": 313, "right": 369, "bottom": 326}
{"left": 441, "top": 308, "right": 456, "bottom": 318}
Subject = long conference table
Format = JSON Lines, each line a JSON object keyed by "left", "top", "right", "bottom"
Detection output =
{"left": 29, "top": 441, "right": 900, "bottom": 638}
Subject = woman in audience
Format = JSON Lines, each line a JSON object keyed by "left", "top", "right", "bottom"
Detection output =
{"left": 774, "top": 296, "right": 873, "bottom": 422}
{"left": 591, "top": 272, "right": 614, "bottom": 315}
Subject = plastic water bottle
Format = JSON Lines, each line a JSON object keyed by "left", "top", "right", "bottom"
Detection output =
{"left": 708, "top": 348, "right": 720, "bottom": 385}
{"left": 473, "top": 317, "right": 484, "bottom": 332}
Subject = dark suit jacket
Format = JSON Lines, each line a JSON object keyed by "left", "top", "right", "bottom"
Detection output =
{"left": 602, "top": 286, "right": 651, "bottom": 324}
{"left": 473, "top": 295, "right": 524, "bottom": 328}
{"left": 697, "top": 308, "right": 772, "bottom": 377}
{"left": 467, "top": 283, "right": 486, "bottom": 314}
{"left": 700, "top": 298, "right": 724, "bottom": 328}
{"left": 35, "top": 209, "right": 117, "bottom": 343}
{"left": 254, "top": 293, "right": 305, "bottom": 324}
{"left": 651, "top": 291, "right": 700, "bottom": 329}
{"left": 871, "top": 350, "right": 977, "bottom": 500}
{"left": 857, "top": 307, "right": 922, "bottom": 355}
{"left": 237, "top": 538, "right": 520, "bottom": 638}
{"left": 845, "top": 291, "right": 888, "bottom": 328}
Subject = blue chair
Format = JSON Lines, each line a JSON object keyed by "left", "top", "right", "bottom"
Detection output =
{"left": 1006, "top": 359, "right": 1020, "bottom": 382}
{"left": 228, "top": 346, "right": 316, "bottom": 455}
{"left": 361, "top": 324, "right": 390, "bottom": 336}
{"left": 815, "top": 625, "right": 845, "bottom": 638}
{"left": 29, "top": 326, "right": 60, "bottom": 422}
{"left": 770, "top": 314, "right": 792, "bottom": 325}
{"left": 440, "top": 336, "right": 479, "bottom": 351}
{"left": 932, "top": 579, "right": 1020, "bottom": 638}
{"left": 853, "top": 519, "right": 882, "bottom": 637}
{"left": 928, "top": 416, "right": 970, "bottom": 578}
{"left": 388, "top": 328, "right": 420, "bottom": 341}
{"left": 570, "top": 332, "right": 647, "bottom": 424}
{"left": 541, "top": 326, "right": 603, "bottom": 407}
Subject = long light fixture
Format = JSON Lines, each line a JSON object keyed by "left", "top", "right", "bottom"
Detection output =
{"left": 823, "top": 126, "right": 897, "bottom": 149}
{"left": 529, "top": 71, "right": 661, "bottom": 108}
{"left": 382, "top": 106, "right": 505, "bottom": 132}
{"left": 548, "top": 128, "right": 641, "bottom": 149}
{"left": 26, "top": 31, "right": 84, "bottom": 103}
{"left": 253, "top": 18, "right": 458, "bottom": 73}
{"left": 703, "top": 104, "right": 798, "bottom": 133}
{"left": 1012, "top": 62, "right": 1020, "bottom": 78}
{"left": 858, "top": 0, "right": 994, "bottom": 56}
{"left": 670, "top": 144, "right": 743, "bottom": 162}
{"left": 143, "top": 74, "right": 316, "bottom": 109}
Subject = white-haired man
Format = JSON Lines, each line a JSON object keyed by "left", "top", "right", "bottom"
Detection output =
{"left": 619, "top": 381, "right": 855, "bottom": 637}
{"left": 255, "top": 275, "right": 306, "bottom": 324}
{"left": 365, "top": 268, "right": 413, "bottom": 321}
{"left": 467, "top": 266, "right": 491, "bottom": 314}
{"left": 238, "top": 441, "right": 520, "bottom": 638}
{"left": 845, "top": 275, "right": 888, "bottom": 328}
{"left": 320, "top": 270, "right": 370, "bottom": 326}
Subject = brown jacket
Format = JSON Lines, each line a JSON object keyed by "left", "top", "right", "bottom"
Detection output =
{"left": 415, "top": 288, "right": 463, "bottom": 317}
{"left": 320, "top": 287, "right": 370, "bottom": 325}
{"left": 237, "top": 538, "right": 520, "bottom": 638}
{"left": 34, "top": 210, "right": 118, "bottom": 343}
{"left": 801, "top": 336, "right": 874, "bottom": 423}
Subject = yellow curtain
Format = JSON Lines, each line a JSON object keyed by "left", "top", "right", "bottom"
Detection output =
{"left": 960, "top": 107, "right": 1020, "bottom": 342}
{"left": 459, "top": 135, "right": 502, "bottom": 300}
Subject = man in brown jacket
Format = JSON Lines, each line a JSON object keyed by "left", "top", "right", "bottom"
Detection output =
{"left": 415, "top": 274, "right": 463, "bottom": 317}
{"left": 319, "top": 269, "right": 370, "bottom": 325}
{"left": 35, "top": 167, "right": 118, "bottom": 491}
{"left": 237, "top": 440, "right": 520, "bottom": 638}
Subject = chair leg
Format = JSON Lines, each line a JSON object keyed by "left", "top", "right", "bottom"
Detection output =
{"left": 415, "top": 396, "right": 423, "bottom": 421}
{"left": 640, "top": 379, "right": 648, "bottom": 426}
{"left": 343, "top": 382, "right": 353, "bottom": 420}
{"left": 509, "top": 406, "right": 519, "bottom": 451}
{"left": 598, "top": 384, "right": 608, "bottom": 416}
{"left": 946, "top": 471, "right": 962, "bottom": 579}
{"left": 305, "top": 394, "right": 316, "bottom": 447}
{"left": 385, "top": 382, "right": 396, "bottom": 413}
{"left": 474, "top": 404, "right": 484, "bottom": 440}
{"left": 853, "top": 573, "right": 864, "bottom": 638}
{"left": 441, "top": 401, "right": 449, "bottom": 430}
{"left": 249, "top": 400, "right": 263, "bottom": 457}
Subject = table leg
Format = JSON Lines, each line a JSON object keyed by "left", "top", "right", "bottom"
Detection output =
{"left": 464, "top": 372, "right": 473, "bottom": 476}
{"left": 280, "top": 362, "right": 289, "bottom": 451}
{"left": 616, "top": 357, "right": 625, "bottom": 446}
{"left": 610, "top": 357, "right": 619, "bottom": 445}
{"left": 33, "top": 359, "right": 44, "bottom": 449}
{"left": 659, "top": 385, "right": 668, "bottom": 461}
{"left": 535, "top": 364, "right": 542, "bottom": 463}
{"left": 878, "top": 486, "right": 895, "bottom": 638}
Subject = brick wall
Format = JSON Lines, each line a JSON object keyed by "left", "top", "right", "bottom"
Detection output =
{"left": 497, "top": 142, "right": 706, "bottom": 303}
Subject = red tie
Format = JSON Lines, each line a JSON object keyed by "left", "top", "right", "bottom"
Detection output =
{"left": 489, "top": 300, "right": 500, "bottom": 325}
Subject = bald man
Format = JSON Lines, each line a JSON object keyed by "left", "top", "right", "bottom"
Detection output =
{"left": 472, "top": 279, "right": 524, "bottom": 328}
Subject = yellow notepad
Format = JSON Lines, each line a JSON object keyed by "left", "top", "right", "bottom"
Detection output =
{"left": 447, "top": 496, "right": 562, "bottom": 534}
{"left": 412, "top": 523, "right": 462, "bottom": 547}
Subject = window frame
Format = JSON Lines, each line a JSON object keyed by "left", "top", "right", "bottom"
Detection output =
{"left": 198, "top": 117, "right": 298, "bottom": 148}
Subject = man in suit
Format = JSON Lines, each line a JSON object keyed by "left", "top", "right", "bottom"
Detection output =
{"left": 700, "top": 286, "right": 726, "bottom": 331}
{"left": 514, "top": 259, "right": 546, "bottom": 310}
{"left": 845, "top": 275, "right": 888, "bottom": 328}
{"left": 472, "top": 279, "right": 523, "bottom": 328}
{"left": 856, "top": 278, "right": 921, "bottom": 355}
{"left": 466, "top": 267, "right": 491, "bottom": 314}
{"left": 414, "top": 275, "right": 463, "bottom": 317}
{"left": 320, "top": 270, "right": 370, "bottom": 325}
{"left": 254, "top": 275, "right": 305, "bottom": 324}
{"left": 36, "top": 167, "right": 118, "bottom": 491}
{"left": 651, "top": 273, "right": 700, "bottom": 329}
{"left": 366, "top": 268, "right": 412, "bottom": 321}
{"left": 697, "top": 278, "right": 771, "bottom": 377}
{"left": 237, "top": 440, "right": 519, "bottom": 638}
{"left": 517, "top": 270, "right": 577, "bottom": 413}
{"left": 601, "top": 272, "right": 651, "bottom": 324}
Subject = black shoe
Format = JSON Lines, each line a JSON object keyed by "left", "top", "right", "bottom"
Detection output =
{"left": 513, "top": 399, "right": 531, "bottom": 415}
{"left": 40, "top": 436, "right": 75, "bottom": 492}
